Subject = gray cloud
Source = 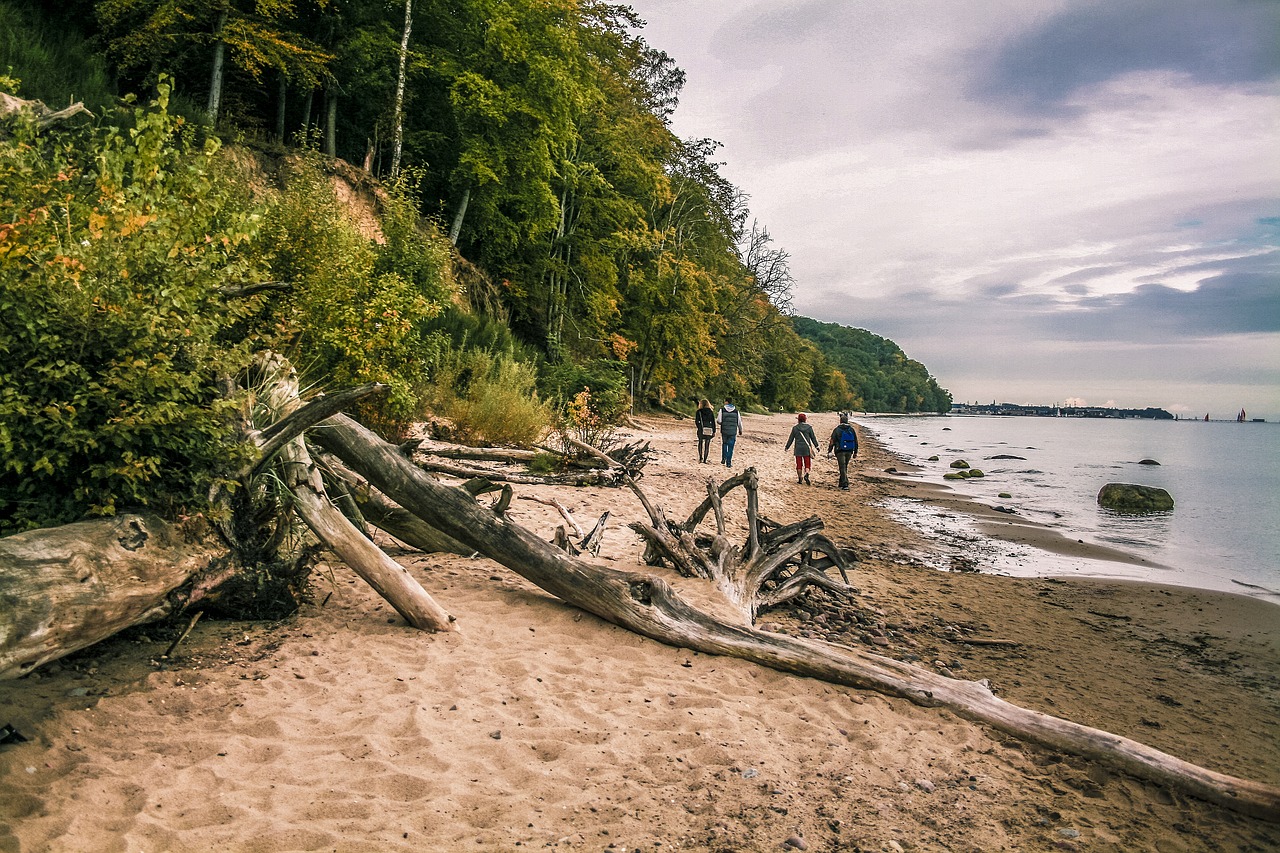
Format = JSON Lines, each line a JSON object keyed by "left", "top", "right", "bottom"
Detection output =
{"left": 975, "top": 0, "right": 1280, "bottom": 114}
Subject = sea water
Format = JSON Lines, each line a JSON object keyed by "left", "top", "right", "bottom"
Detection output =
{"left": 856, "top": 415, "right": 1280, "bottom": 603}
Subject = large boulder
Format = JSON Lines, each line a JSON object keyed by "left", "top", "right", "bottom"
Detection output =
{"left": 1097, "top": 483, "right": 1174, "bottom": 512}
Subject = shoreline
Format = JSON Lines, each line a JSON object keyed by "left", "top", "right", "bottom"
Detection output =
{"left": 851, "top": 415, "right": 1280, "bottom": 603}
{"left": 1, "top": 411, "right": 1277, "bottom": 851}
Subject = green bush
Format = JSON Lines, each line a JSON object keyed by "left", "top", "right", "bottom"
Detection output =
{"left": 540, "top": 358, "right": 631, "bottom": 424}
{"left": 258, "top": 151, "right": 453, "bottom": 439}
{"left": 0, "top": 82, "right": 263, "bottom": 531}
{"left": 423, "top": 344, "right": 552, "bottom": 446}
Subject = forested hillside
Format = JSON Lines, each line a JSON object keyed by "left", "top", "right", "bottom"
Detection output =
{"left": 1, "top": 0, "right": 948, "bottom": 530}
{"left": 792, "top": 318, "right": 952, "bottom": 414}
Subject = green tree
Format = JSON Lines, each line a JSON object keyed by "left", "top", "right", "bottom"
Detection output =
{"left": 94, "top": 0, "right": 332, "bottom": 124}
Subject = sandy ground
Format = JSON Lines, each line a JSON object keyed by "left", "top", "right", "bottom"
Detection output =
{"left": 2, "top": 412, "right": 1278, "bottom": 853}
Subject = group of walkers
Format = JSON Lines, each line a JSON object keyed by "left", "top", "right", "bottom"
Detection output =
{"left": 693, "top": 400, "right": 859, "bottom": 490}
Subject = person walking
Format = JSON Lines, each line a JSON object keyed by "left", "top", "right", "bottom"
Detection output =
{"left": 717, "top": 399, "right": 744, "bottom": 467}
{"left": 826, "top": 413, "right": 859, "bottom": 491}
{"left": 694, "top": 399, "right": 716, "bottom": 463}
{"left": 784, "top": 413, "right": 819, "bottom": 484}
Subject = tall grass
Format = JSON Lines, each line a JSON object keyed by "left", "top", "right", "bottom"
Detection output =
{"left": 423, "top": 344, "right": 552, "bottom": 447}
{"left": 0, "top": 1, "right": 115, "bottom": 111}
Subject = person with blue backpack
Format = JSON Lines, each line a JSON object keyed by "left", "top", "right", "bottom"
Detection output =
{"left": 826, "top": 413, "right": 859, "bottom": 491}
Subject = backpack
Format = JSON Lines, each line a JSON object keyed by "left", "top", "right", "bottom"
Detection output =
{"left": 836, "top": 424, "right": 858, "bottom": 452}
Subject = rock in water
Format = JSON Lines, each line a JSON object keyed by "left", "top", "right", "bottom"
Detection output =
{"left": 1097, "top": 483, "right": 1174, "bottom": 512}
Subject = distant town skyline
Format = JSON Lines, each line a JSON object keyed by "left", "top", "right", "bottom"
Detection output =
{"left": 627, "top": 0, "right": 1280, "bottom": 421}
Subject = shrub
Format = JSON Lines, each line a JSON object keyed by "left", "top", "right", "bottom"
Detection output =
{"left": 423, "top": 344, "right": 552, "bottom": 446}
{"left": 258, "top": 151, "right": 452, "bottom": 439}
{"left": 555, "top": 387, "right": 618, "bottom": 456}
{"left": 540, "top": 359, "right": 631, "bottom": 424}
{"left": 0, "top": 81, "right": 263, "bottom": 531}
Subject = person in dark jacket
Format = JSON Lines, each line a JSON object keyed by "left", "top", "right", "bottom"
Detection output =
{"left": 783, "top": 413, "right": 819, "bottom": 484}
{"left": 826, "top": 413, "right": 859, "bottom": 491}
{"left": 694, "top": 399, "right": 716, "bottom": 463}
{"left": 717, "top": 400, "right": 744, "bottom": 466}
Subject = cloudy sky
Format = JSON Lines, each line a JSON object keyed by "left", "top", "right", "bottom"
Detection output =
{"left": 626, "top": 0, "right": 1280, "bottom": 419}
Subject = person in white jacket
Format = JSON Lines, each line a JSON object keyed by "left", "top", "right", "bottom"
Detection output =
{"left": 716, "top": 400, "right": 744, "bottom": 467}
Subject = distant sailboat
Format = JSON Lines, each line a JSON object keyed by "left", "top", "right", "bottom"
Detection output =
{"left": 1237, "top": 408, "right": 1247, "bottom": 423}
{"left": 1204, "top": 413, "right": 1209, "bottom": 422}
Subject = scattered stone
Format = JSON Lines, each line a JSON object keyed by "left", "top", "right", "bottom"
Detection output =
{"left": 928, "top": 455, "right": 940, "bottom": 461}
{"left": 998, "top": 492, "right": 1012, "bottom": 499}
{"left": 1058, "top": 827, "right": 1080, "bottom": 838}
{"left": 1138, "top": 459, "right": 1160, "bottom": 466}
{"left": 782, "top": 834, "right": 808, "bottom": 850}
{"left": 988, "top": 454, "right": 1026, "bottom": 460}
{"left": 1097, "top": 483, "right": 1174, "bottom": 512}
{"left": 489, "top": 730, "right": 502, "bottom": 740}
{"left": 915, "top": 778, "right": 936, "bottom": 793}
{"left": 949, "top": 460, "right": 970, "bottom": 469}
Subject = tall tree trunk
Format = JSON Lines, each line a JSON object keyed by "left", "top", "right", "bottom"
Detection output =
{"left": 390, "top": 0, "right": 412, "bottom": 179}
{"left": 300, "top": 88, "right": 314, "bottom": 135}
{"left": 275, "top": 72, "right": 287, "bottom": 143}
{"left": 206, "top": 8, "right": 229, "bottom": 125}
{"left": 448, "top": 186, "right": 470, "bottom": 245}
{"left": 324, "top": 86, "right": 337, "bottom": 158}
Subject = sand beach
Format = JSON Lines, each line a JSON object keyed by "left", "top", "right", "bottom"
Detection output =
{"left": 2, "top": 412, "right": 1277, "bottom": 852}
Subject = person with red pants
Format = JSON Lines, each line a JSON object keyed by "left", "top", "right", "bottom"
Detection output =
{"left": 784, "top": 413, "right": 819, "bottom": 484}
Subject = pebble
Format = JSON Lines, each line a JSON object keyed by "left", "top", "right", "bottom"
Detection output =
{"left": 1058, "top": 828, "right": 1080, "bottom": 838}
{"left": 782, "top": 835, "right": 808, "bottom": 850}
{"left": 488, "top": 730, "right": 501, "bottom": 740}
{"left": 915, "top": 778, "right": 935, "bottom": 793}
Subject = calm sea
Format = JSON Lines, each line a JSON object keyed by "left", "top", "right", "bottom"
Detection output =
{"left": 856, "top": 415, "right": 1280, "bottom": 603}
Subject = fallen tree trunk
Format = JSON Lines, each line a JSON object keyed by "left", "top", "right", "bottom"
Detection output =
{"left": 413, "top": 456, "right": 627, "bottom": 487}
{"left": 260, "top": 354, "right": 454, "bottom": 632}
{"left": 313, "top": 413, "right": 1280, "bottom": 822}
{"left": 0, "top": 513, "right": 235, "bottom": 679}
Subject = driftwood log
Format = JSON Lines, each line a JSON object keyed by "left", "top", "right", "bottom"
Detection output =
{"left": 0, "top": 361, "right": 457, "bottom": 675}
{"left": 259, "top": 356, "right": 454, "bottom": 631}
{"left": 312, "top": 413, "right": 1280, "bottom": 822}
{"left": 0, "top": 92, "right": 92, "bottom": 131}
{"left": 0, "top": 513, "right": 234, "bottom": 678}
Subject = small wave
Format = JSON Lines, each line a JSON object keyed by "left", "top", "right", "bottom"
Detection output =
{"left": 1230, "top": 578, "right": 1280, "bottom": 596}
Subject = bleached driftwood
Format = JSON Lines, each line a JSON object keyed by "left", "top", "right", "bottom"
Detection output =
{"left": 0, "top": 513, "right": 234, "bottom": 679}
{"left": 0, "top": 92, "right": 92, "bottom": 130}
{"left": 313, "top": 413, "right": 1280, "bottom": 822}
